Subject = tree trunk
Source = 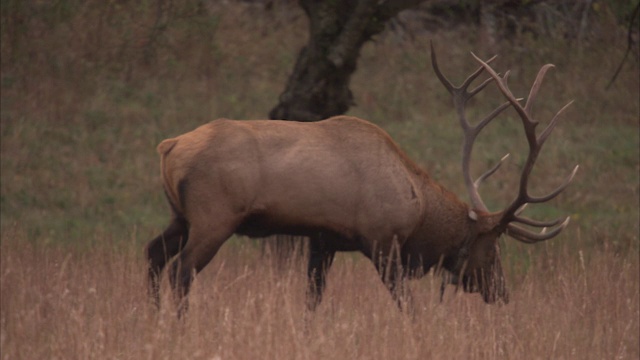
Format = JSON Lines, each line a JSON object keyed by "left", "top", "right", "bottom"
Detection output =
{"left": 269, "top": 0, "right": 425, "bottom": 122}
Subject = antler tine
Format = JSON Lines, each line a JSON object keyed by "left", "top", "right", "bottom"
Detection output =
{"left": 468, "top": 75, "right": 495, "bottom": 98}
{"left": 476, "top": 101, "right": 512, "bottom": 134}
{"left": 430, "top": 42, "right": 455, "bottom": 94}
{"left": 524, "top": 64, "right": 555, "bottom": 114}
{"left": 538, "top": 100, "right": 575, "bottom": 146}
{"left": 474, "top": 153, "right": 510, "bottom": 189}
{"left": 512, "top": 214, "right": 565, "bottom": 228}
{"left": 525, "top": 165, "right": 579, "bottom": 204}
{"left": 507, "top": 218, "right": 571, "bottom": 244}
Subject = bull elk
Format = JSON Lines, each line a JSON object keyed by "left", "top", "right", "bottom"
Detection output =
{"left": 145, "top": 44, "right": 578, "bottom": 314}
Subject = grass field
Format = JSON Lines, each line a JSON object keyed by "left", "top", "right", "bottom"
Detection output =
{"left": 1, "top": 230, "right": 638, "bottom": 359}
{"left": 1, "top": 2, "right": 639, "bottom": 359}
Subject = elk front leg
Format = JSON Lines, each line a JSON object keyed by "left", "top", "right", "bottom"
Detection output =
{"left": 376, "top": 258, "right": 413, "bottom": 312}
{"left": 371, "top": 239, "right": 414, "bottom": 313}
{"left": 306, "top": 237, "right": 336, "bottom": 311}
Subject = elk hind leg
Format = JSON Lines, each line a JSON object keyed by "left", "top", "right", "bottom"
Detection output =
{"left": 168, "top": 221, "right": 236, "bottom": 316}
{"left": 145, "top": 217, "right": 189, "bottom": 308}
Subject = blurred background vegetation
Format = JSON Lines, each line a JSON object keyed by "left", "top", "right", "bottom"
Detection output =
{"left": 0, "top": 0, "right": 638, "bottom": 266}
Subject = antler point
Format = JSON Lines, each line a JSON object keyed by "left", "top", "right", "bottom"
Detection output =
{"left": 569, "top": 165, "right": 580, "bottom": 180}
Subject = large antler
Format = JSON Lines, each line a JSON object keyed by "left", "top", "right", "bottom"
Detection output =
{"left": 431, "top": 43, "right": 578, "bottom": 243}
{"left": 430, "top": 43, "right": 510, "bottom": 213}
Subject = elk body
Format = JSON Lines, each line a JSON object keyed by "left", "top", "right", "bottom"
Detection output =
{"left": 145, "top": 46, "right": 577, "bottom": 313}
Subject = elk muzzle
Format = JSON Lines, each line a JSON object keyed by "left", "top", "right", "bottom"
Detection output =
{"left": 477, "top": 260, "right": 509, "bottom": 304}
{"left": 453, "top": 263, "right": 508, "bottom": 304}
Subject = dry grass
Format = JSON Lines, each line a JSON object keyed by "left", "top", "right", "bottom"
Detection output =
{"left": 1, "top": 228, "right": 638, "bottom": 360}
{"left": 1, "top": 1, "right": 639, "bottom": 359}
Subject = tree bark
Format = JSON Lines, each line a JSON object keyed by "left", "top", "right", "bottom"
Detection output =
{"left": 269, "top": 0, "right": 425, "bottom": 122}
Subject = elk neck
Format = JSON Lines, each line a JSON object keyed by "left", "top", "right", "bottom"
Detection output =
{"left": 407, "top": 178, "right": 500, "bottom": 274}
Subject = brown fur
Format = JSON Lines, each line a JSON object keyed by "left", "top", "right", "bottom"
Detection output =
{"left": 145, "top": 116, "right": 508, "bottom": 313}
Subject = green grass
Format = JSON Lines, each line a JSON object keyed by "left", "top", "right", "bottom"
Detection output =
{"left": 1, "top": 2, "right": 638, "bottom": 254}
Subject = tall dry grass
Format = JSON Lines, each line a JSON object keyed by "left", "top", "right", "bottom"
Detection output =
{"left": 1, "top": 227, "right": 638, "bottom": 360}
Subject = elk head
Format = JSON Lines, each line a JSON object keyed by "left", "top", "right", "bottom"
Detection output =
{"left": 432, "top": 43, "right": 579, "bottom": 303}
